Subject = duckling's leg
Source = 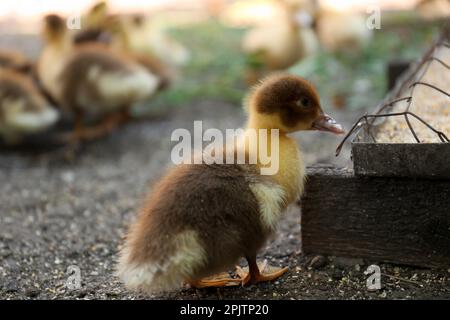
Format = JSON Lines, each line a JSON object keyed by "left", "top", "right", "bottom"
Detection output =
{"left": 187, "top": 273, "right": 243, "bottom": 289}
{"left": 236, "top": 255, "right": 288, "bottom": 285}
{"left": 82, "top": 108, "right": 130, "bottom": 140}
{"left": 73, "top": 112, "right": 123, "bottom": 142}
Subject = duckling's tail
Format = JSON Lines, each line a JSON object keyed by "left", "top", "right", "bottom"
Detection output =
{"left": 116, "top": 230, "right": 207, "bottom": 293}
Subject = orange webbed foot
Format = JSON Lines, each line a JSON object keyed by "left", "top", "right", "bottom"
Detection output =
{"left": 235, "top": 259, "right": 288, "bottom": 285}
{"left": 187, "top": 272, "right": 243, "bottom": 289}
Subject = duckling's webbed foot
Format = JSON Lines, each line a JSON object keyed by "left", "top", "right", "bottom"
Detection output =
{"left": 187, "top": 272, "right": 243, "bottom": 288}
{"left": 236, "top": 257, "right": 288, "bottom": 285}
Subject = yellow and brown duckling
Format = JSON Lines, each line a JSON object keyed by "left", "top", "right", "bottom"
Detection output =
{"left": 117, "top": 74, "right": 344, "bottom": 293}
{"left": 37, "top": 14, "right": 161, "bottom": 142}
{"left": 0, "top": 67, "right": 58, "bottom": 145}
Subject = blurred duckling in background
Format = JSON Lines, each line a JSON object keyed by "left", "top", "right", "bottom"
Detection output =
{"left": 37, "top": 14, "right": 160, "bottom": 142}
{"left": 117, "top": 74, "right": 344, "bottom": 292}
{"left": 100, "top": 15, "right": 175, "bottom": 91}
{"left": 312, "top": 2, "right": 372, "bottom": 53}
{"left": 78, "top": 2, "right": 174, "bottom": 90}
{"left": 84, "top": 1, "right": 190, "bottom": 68}
{"left": 73, "top": 16, "right": 173, "bottom": 92}
{"left": 0, "top": 68, "right": 58, "bottom": 145}
{"left": 242, "top": 0, "right": 319, "bottom": 85}
{"left": 121, "top": 14, "right": 191, "bottom": 68}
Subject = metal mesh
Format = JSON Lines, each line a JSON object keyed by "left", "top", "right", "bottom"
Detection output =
{"left": 336, "top": 27, "right": 450, "bottom": 156}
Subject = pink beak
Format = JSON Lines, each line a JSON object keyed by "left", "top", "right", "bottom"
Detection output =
{"left": 312, "top": 113, "right": 345, "bottom": 135}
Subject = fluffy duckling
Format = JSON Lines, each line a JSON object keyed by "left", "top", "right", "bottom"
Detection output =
{"left": 0, "top": 68, "right": 58, "bottom": 144}
{"left": 242, "top": 0, "right": 319, "bottom": 84}
{"left": 99, "top": 15, "right": 175, "bottom": 91}
{"left": 117, "top": 74, "right": 344, "bottom": 293}
{"left": 85, "top": 2, "right": 190, "bottom": 68}
{"left": 37, "top": 14, "right": 160, "bottom": 141}
{"left": 126, "top": 15, "right": 191, "bottom": 68}
{"left": 77, "top": 5, "right": 174, "bottom": 91}
{"left": 312, "top": 6, "right": 372, "bottom": 53}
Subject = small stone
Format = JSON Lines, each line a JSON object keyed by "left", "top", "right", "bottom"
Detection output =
{"left": 331, "top": 269, "right": 343, "bottom": 280}
{"left": 25, "top": 288, "right": 39, "bottom": 298}
{"left": 333, "top": 257, "right": 364, "bottom": 269}
{"left": 4, "top": 281, "right": 18, "bottom": 293}
{"left": 61, "top": 171, "right": 75, "bottom": 184}
{"left": 309, "top": 255, "right": 327, "bottom": 270}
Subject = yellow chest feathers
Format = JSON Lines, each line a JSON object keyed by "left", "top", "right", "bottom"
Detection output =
{"left": 271, "top": 135, "right": 305, "bottom": 204}
{"left": 246, "top": 133, "right": 305, "bottom": 230}
{"left": 244, "top": 131, "right": 305, "bottom": 204}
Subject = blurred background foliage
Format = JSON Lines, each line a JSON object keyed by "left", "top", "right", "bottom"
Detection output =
{"left": 149, "top": 17, "right": 441, "bottom": 114}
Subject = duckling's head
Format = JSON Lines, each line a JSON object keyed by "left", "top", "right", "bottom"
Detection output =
{"left": 43, "top": 14, "right": 66, "bottom": 43}
{"left": 86, "top": 1, "right": 109, "bottom": 28}
{"left": 101, "top": 15, "right": 130, "bottom": 45}
{"left": 246, "top": 73, "right": 344, "bottom": 134}
{"left": 130, "top": 14, "right": 146, "bottom": 28}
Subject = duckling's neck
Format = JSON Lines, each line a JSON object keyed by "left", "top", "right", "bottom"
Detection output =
{"left": 46, "top": 35, "right": 71, "bottom": 53}
{"left": 245, "top": 117, "right": 305, "bottom": 204}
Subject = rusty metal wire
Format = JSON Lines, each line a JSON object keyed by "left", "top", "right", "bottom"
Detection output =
{"left": 336, "top": 30, "right": 450, "bottom": 157}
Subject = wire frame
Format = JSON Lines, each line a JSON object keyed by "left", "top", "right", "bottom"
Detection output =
{"left": 336, "top": 27, "right": 450, "bottom": 157}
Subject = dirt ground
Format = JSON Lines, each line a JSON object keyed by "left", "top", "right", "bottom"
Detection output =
{"left": 0, "top": 100, "right": 449, "bottom": 300}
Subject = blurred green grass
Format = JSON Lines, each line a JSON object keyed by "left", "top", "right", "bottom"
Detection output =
{"left": 139, "top": 17, "right": 443, "bottom": 116}
{"left": 143, "top": 19, "right": 247, "bottom": 114}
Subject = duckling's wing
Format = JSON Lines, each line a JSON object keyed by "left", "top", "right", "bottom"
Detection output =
{"left": 59, "top": 46, "right": 159, "bottom": 113}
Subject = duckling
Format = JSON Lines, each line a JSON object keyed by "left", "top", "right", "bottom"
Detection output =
{"left": 117, "top": 74, "right": 344, "bottom": 293}
{"left": 37, "top": 14, "right": 160, "bottom": 142}
{"left": 312, "top": 5, "right": 372, "bottom": 53}
{"left": 85, "top": 2, "right": 190, "bottom": 68}
{"left": 77, "top": 6, "right": 174, "bottom": 91}
{"left": 0, "top": 68, "right": 59, "bottom": 144}
{"left": 242, "top": 0, "right": 319, "bottom": 84}
{"left": 118, "top": 13, "right": 190, "bottom": 68}
{"left": 100, "top": 15, "right": 174, "bottom": 91}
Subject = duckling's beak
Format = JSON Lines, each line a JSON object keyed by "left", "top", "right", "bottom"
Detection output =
{"left": 311, "top": 113, "right": 345, "bottom": 135}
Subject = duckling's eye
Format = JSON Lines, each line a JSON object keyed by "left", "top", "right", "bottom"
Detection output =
{"left": 297, "top": 98, "right": 311, "bottom": 108}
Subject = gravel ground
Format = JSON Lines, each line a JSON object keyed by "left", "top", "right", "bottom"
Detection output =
{"left": 0, "top": 100, "right": 449, "bottom": 300}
